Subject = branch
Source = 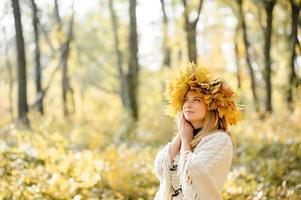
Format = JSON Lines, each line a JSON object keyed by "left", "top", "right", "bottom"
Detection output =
{"left": 90, "top": 80, "right": 119, "bottom": 95}
{"left": 182, "top": 0, "right": 189, "bottom": 24}
{"left": 193, "top": 0, "right": 203, "bottom": 25}
{"left": 297, "top": 37, "right": 301, "bottom": 54}
{"left": 29, "top": 63, "right": 60, "bottom": 109}
{"left": 79, "top": 46, "right": 118, "bottom": 79}
{"left": 40, "top": 24, "right": 55, "bottom": 52}
{"left": 31, "top": 1, "right": 76, "bottom": 110}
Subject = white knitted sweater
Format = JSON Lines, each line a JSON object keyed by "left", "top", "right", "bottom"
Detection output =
{"left": 153, "top": 131, "right": 233, "bottom": 200}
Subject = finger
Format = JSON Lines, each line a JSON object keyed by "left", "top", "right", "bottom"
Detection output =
{"left": 182, "top": 114, "right": 186, "bottom": 123}
{"left": 182, "top": 115, "right": 186, "bottom": 123}
{"left": 183, "top": 123, "right": 187, "bottom": 131}
{"left": 177, "top": 117, "right": 180, "bottom": 129}
{"left": 180, "top": 111, "right": 183, "bottom": 122}
{"left": 182, "top": 112, "right": 187, "bottom": 123}
{"left": 178, "top": 111, "right": 183, "bottom": 122}
{"left": 181, "top": 114, "right": 186, "bottom": 131}
{"left": 183, "top": 115, "right": 191, "bottom": 127}
{"left": 179, "top": 111, "right": 184, "bottom": 129}
{"left": 183, "top": 119, "right": 192, "bottom": 130}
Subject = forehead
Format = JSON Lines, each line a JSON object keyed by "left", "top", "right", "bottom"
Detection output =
{"left": 185, "top": 90, "right": 202, "bottom": 98}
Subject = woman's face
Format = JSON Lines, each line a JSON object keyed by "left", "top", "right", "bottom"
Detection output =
{"left": 182, "top": 90, "right": 207, "bottom": 126}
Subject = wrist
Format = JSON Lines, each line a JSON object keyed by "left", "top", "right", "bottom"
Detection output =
{"left": 182, "top": 139, "right": 191, "bottom": 145}
{"left": 181, "top": 141, "right": 192, "bottom": 152}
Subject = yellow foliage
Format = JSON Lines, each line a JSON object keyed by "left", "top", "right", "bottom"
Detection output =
{"left": 164, "top": 62, "right": 243, "bottom": 128}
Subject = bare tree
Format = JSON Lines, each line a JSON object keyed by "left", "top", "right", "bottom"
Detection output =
{"left": 53, "top": 0, "right": 75, "bottom": 116}
{"left": 127, "top": 0, "right": 140, "bottom": 121}
{"left": 160, "top": 0, "right": 171, "bottom": 67}
{"left": 287, "top": 0, "right": 301, "bottom": 110}
{"left": 11, "top": 0, "right": 29, "bottom": 124}
{"left": 54, "top": 0, "right": 62, "bottom": 30}
{"left": 28, "top": 4, "right": 66, "bottom": 109}
{"left": 61, "top": 5, "right": 75, "bottom": 116}
{"left": 109, "top": 0, "right": 129, "bottom": 109}
{"left": 182, "top": 0, "right": 203, "bottom": 63}
{"left": 237, "top": 0, "right": 259, "bottom": 112}
{"left": 262, "top": 0, "right": 276, "bottom": 113}
{"left": 30, "top": 0, "right": 44, "bottom": 114}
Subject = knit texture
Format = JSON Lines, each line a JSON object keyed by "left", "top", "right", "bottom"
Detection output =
{"left": 153, "top": 131, "right": 233, "bottom": 200}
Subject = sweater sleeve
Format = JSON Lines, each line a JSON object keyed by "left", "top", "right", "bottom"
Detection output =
{"left": 154, "top": 142, "right": 172, "bottom": 181}
{"left": 153, "top": 142, "right": 173, "bottom": 200}
{"left": 177, "top": 132, "right": 233, "bottom": 200}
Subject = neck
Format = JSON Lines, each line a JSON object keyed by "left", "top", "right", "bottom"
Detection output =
{"left": 191, "top": 121, "right": 203, "bottom": 129}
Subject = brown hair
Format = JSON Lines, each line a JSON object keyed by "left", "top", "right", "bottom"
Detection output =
{"left": 190, "top": 109, "right": 235, "bottom": 151}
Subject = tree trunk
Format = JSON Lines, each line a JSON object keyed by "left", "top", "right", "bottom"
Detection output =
{"left": 54, "top": 0, "right": 62, "bottom": 29}
{"left": 54, "top": 0, "right": 75, "bottom": 116}
{"left": 11, "top": 0, "right": 29, "bottom": 124}
{"left": 160, "top": 0, "right": 171, "bottom": 67}
{"left": 31, "top": 0, "right": 44, "bottom": 114}
{"left": 61, "top": 8, "right": 75, "bottom": 116}
{"left": 237, "top": 0, "right": 259, "bottom": 112}
{"left": 287, "top": 0, "right": 301, "bottom": 110}
{"left": 186, "top": 23, "right": 197, "bottom": 63}
{"left": 182, "top": 0, "right": 203, "bottom": 63}
{"left": 127, "top": 0, "right": 140, "bottom": 121}
{"left": 109, "top": 0, "right": 129, "bottom": 109}
{"left": 263, "top": 0, "right": 275, "bottom": 113}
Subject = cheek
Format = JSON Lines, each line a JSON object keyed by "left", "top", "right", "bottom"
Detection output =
{"left": 196, "top": 103, "right": 207, "bottom": 117}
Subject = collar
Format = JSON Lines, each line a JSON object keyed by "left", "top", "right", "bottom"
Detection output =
{"left": 193, "top": 127, "right": 202, "bottom": 137}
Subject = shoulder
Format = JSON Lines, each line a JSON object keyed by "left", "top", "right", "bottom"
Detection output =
{"left": 197, "top": 130, "right": 232, "bottom": 149}
{"left": 205, "top": 130, "right": 231, "bottom": 141}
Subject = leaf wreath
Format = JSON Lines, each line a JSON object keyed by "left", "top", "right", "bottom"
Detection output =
{"left": 164, "top": 62, "right": 244, "bottom": 127}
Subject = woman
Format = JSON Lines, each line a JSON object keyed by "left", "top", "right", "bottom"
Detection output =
{"left": 153, "top": 63, "right": 243, "bottom": 200}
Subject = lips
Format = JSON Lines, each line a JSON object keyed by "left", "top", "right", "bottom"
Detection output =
{"left": 185, "top": 111, "right": 194, "bottom": 113}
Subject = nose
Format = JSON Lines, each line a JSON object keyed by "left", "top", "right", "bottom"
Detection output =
{"left": 184, "top": 100, "right": 193, "bottom": 108}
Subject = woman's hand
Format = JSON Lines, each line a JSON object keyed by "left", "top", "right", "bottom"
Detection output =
{"left": 177, "top": 111, "right": 194, "bottom": 145}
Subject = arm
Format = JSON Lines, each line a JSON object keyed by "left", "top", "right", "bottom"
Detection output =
{"left": 168, "top": 133, "right": 181, "bottom": 163}
{"left": 181, "top": 140, "right": 192, "bottom": 152}
{"left": 154, "top": 141, "right": 172, "bottom": 181}
{"left": 154, "top": 133, "right": 180, "bottom": 180}
{"left": 177, "top": 132, "right": 233, "bottom": 200}
{"left": 153, "top": 140, "right": 174, "bottom": 200}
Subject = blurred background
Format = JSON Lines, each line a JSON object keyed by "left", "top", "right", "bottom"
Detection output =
{"left": 0, "top": 0, "right": 300, "bottom": 199}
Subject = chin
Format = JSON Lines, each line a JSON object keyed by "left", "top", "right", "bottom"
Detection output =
{"left": 185, "top": 114, "right": 202, "bottom": 122}
{"left": 184, "top": 115, "right": 195, "bottom": 122}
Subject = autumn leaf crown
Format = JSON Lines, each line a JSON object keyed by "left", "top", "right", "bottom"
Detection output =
{"left": 164, "top": 62, "right": 243, "bottom": 127}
